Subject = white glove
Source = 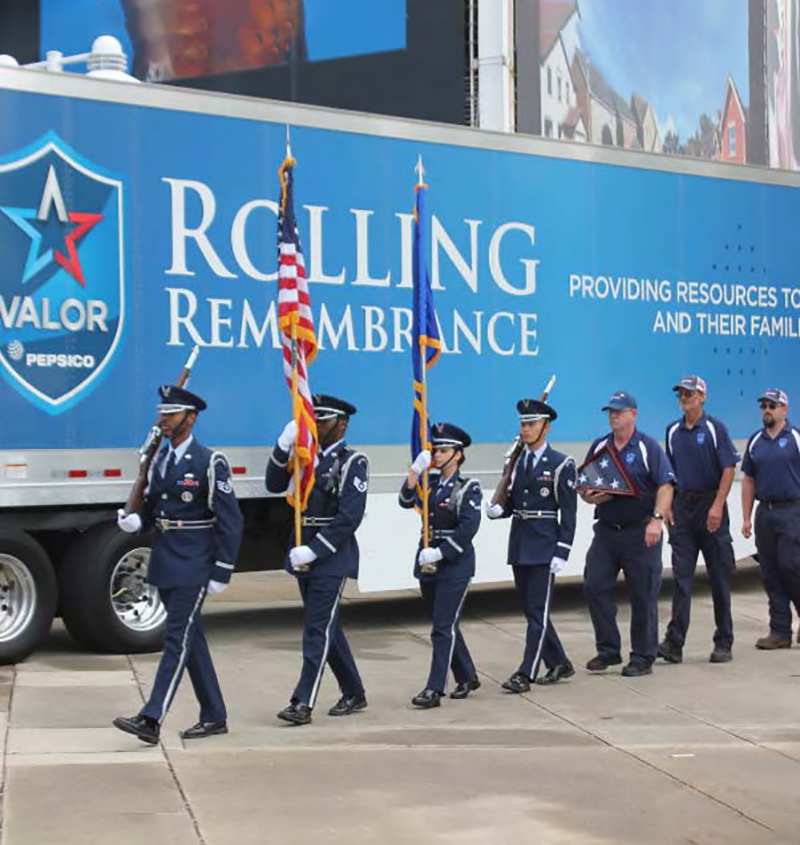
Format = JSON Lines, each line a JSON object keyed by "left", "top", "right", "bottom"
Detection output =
{"left": 278, "top": 420, "right": 298, "bottom": 452}
{"left": 289, "top": 545, "right": 318, "bottom": 569}
{"left": 207, "top": 579, "right": 228, "bottom": 596}
{"left": 419, "top": 547, "right": 444, "bottom": 567}
{"left": 117, "top": 509, "right": 142, "bottom": 534}
{"left": 485, "top": 502, "right": 504, "bottom": 519}
{"left": 410, "top": 450, "right": 432, "bottom": 474}
{"left": 550, "top": 556, "right": 567, "bottom": 575}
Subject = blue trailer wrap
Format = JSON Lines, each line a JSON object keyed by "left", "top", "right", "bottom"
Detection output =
{"left": 0, "top": 68, "right": 795, "bottom": 660}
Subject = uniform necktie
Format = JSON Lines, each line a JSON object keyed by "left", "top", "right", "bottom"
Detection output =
{"left": 164, "top": 450, "right": 177, "bottom": 482}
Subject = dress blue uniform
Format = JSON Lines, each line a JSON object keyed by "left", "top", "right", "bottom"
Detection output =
{"left": 584, "top": 392, "right": 675, "bottom": 670}
{"left": 138, "top": 387, "right": 243, "bottom": 728}
{"left": 266, "top": 396, "right": 368, "bottom": 712}
{"left": 399, "top": 423, "right": 482, "bottom": 698}
{"left": 490, "top": 399, "right": 577, "bottom": 685}
{"left": 742, "top": 389, "right": 800, "bottom": 642}
{"left": 663, "top": 378, "right": 738, "bottom": 657}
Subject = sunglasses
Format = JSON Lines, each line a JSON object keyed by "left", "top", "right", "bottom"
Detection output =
{"left": 760, "top": 401, "right": 778, "bottom": 410}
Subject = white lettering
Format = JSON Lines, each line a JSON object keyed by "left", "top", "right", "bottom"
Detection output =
{"left": 432, "top": 217, "right": 481, "bottom": 292}
{"left": 306, "top": 205, "right": 345, "bottom": 285}
{"left": 162, "top": 178, "right": 236, "bottom": 278}
{"left": 208, "top": 298, "right": 234, "bottom": 347}
{"left": 231, "top": 199, "right": 278, "bottom": 281}
{"left": 487, "top": 311, "right": 516, "bottom": 355}
{"left": 489, "top": 222, "right": 538, "bottom": 296}
{"left": 166, "top": 287, "right": 206, "bottom": 346}
{"left": 351, "top": 209, "right": 390, "bottom": 287}
{"left": 238, "top": 300, "right": 279, "bottom": 348}
{"left": 362, "top": 305, "right": 388, "bottom": 351}
{"left": 318, "top": 303, "right": 357, "bottom": 351}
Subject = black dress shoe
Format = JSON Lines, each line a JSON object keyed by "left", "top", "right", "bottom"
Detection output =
{"left": 411, "top": 689, "right": 442, "bottom": 708}
{"left": 657, "top": 640, "right": 683, "bottom": 664}
{"left": 180, "top": 720, "right": 229, "bottom": 740}
{"left": 450, "top": 677, "right": 481, "bottom": 699}
{"left": 709, "top": 647, "right": 733, "bottom": 664}
{"left": 328, "top": 693, "right": 368, "bottom": 716}
{"left": 113, "top": 714, "right": 160, "bottom": 745}
{"left": 501, "top": 672, "right": 531, "bottom": 693}
{"left": 277, "top": 702, "right": 312, "bottom": 725}
{"left": 621, "top": 661, "right": 653, "bottom": 677}
{"left": 535, "top": 662, "right": 575, "bottom": 686}
{"left": 585, "top": 654, "right": 622, "bottom": 672}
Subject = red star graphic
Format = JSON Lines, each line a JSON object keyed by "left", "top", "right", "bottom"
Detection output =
{"left": 53, "top": 211, "right": 103, "bottom": 286}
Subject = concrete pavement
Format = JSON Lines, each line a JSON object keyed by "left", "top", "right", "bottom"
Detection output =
{"left": 1, "top": 567, "right": 799, "bottom": 844}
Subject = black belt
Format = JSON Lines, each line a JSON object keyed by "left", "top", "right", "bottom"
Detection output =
{"left": 761, "top": 499, "right": 800, "bottom": 510}
{"left": 301, "top": 516, "right": 334, "bottom": 527}
{"left": 598, "top": 519, "right": 648, "bottom": 532}
{"left": 677, "top": 491, "right": 715, "bottom": 501}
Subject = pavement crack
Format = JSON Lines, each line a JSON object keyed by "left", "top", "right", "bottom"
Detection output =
{"left": 126, "top": 654, "right": 207, "bottom": 845}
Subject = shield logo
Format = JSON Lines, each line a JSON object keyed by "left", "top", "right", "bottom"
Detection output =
{"left": 696, "top": 432, "right": 706, "bottom": 445}
{"left": 0, "top": 132, "right": 125, "bottom": 414}
{"left": 779, "top": 437, "right": 788, "bottom": 449}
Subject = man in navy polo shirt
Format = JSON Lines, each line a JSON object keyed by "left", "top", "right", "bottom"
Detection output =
{"left": 659, "top": 375, "right": 738, "bottom": 664}
{"left": 742, "top": 388, "right": 800, "bottom": 649}
{"left": 582, "top": 391, "right": 675, "bottom": 677}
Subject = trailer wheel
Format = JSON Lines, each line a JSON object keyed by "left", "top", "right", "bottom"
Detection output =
{"left": 59, "top": 523, "right": 166, "bottom": 654}
{"left": 0, "top": 531, "right": 57, "bottom": 664}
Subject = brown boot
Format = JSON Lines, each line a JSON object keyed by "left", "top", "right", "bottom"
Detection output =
{"left": 755, "top": 633, "right": 792, "bottom": 650}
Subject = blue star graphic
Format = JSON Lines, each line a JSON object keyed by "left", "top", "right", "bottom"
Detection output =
{"left": 0, "top": 206, "right": 54, "bottom": 284}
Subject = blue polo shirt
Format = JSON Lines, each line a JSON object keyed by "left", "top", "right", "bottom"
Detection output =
{"left": 665, "top": 412, "right": 739, "bottom": 493}
{"left": 741, "top": 421, "right": 800, "bottom": 501}
{"left": 585, "top": 429, "right": 675, "bottom": 524}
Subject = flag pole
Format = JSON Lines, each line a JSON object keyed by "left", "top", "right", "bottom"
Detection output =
{"left": 416, "top": 155, "right": 430, "bottom": 549}
{"left": 420, "top": 338, "right": 430, "bottom": 549}
{"left": 285, "top": 125, "right": 301, "bottom": 548}
{"left": 290, "top": 322, "right": 303, "bottom": 547}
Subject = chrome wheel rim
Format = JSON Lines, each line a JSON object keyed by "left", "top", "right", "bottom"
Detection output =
{"left": 0, "top": 554, "right": 38, "bottom": 643}
{"left": 109, "top": 547, "right": 165, "bottom": 633}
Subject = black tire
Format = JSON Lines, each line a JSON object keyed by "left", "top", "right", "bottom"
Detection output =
{"left": 58, "top": 522, "right": 165, "bottom": 654}
{"left": 0, "top": 531, "right": 57, "bottom": 664}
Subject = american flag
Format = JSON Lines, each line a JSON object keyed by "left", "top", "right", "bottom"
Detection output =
{"left": 277, "top": 154, "right": 318, "bottom": 510}
{"left": 576, "top": 444, "right": 638, "bottom": 497}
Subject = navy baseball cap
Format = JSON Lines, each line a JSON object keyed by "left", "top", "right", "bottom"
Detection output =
{"left": 758, "top": 388, "right": 788, "bottom": 406}
{"left": 673, "top": 375, "right": 707, "bottom": 393}
{"left": 602, "top": 390, "right": 637, "bottom": 412}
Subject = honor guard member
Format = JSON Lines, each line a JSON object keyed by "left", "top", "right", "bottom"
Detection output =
{"left": 582, "top": 391, "right": 675, "bottom": 677}
{"left": 659, "top": 375, "right": 738, "bottom": 664}
{"left": 400, "top": 423, "right": 482, "bottom": 708}
{"left": 114, "top": 386, "right": 243, "bottom": 744}
{"left": 486, "top": 398, "right": 578, "bottom": 691}
{"left": 266, "top": 394, "right": 369, "bottom": 725}
{"left": 741, "top": 388, "right": 800, "bottom": 649}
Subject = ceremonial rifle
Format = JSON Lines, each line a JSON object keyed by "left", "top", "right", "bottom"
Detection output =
{"left": 123, "top": 345, "right": 200, "bottom": 515}
{"left": 490, "top": 374, "right": 557, "bottom": 508}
